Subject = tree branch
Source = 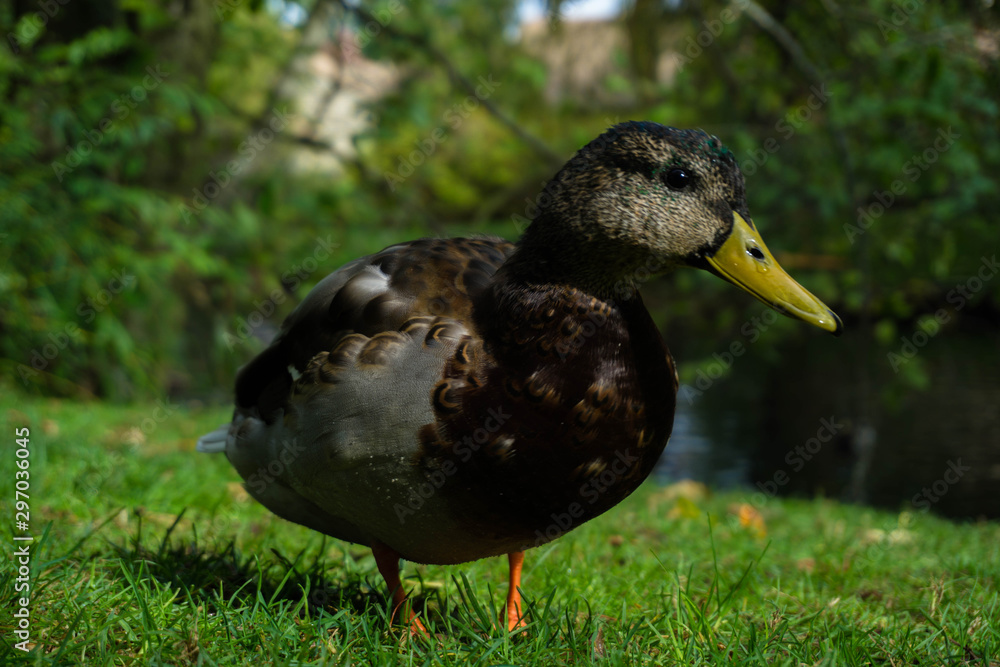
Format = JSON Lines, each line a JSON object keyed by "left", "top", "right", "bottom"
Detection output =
{"left": 335, "top": 0, "right": 563, "bottom": 169}
{"left": 743, "top": 1, "right": 824, "bottom": 85}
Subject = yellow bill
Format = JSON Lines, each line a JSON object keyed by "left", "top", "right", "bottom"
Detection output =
{"left": 705, "top": 213, "right": 842, "bottom": 335}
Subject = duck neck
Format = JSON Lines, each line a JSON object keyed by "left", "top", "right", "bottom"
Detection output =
{"left": 495, "top": 241, "right": 637, "bottom": 305}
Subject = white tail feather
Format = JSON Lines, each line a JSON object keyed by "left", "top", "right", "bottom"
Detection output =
{"left": 196, "top": 425, "right": 229, "bottom": 453}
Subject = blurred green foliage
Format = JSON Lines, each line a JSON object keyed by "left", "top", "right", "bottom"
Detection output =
{"left": 1, "top": 0, "right": 997, "bottom": 400}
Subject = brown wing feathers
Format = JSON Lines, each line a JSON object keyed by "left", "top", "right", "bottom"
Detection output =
{"left": 234, "top": 237, "right": 515, "bottom": 418}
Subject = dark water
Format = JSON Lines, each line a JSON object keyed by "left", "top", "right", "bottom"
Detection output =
{"left": 655, "top": 315, "right": 1000, "bottom": 520}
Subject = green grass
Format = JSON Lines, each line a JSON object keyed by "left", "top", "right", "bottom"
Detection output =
{"left": 2, "top": 392, "right": 998, "bottom": 665}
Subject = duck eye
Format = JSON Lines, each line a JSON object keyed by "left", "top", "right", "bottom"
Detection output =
{"left": 664, "top": 168, "right": 691, "bottom": 190}
{"left": 747, "top": 246, "right": 765, "bottom": 260}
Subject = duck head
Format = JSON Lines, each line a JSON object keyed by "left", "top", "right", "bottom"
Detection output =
{"left": 512, "top": 121, "right": 842, "bottom": 334}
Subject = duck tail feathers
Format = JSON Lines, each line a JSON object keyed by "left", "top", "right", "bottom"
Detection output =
{"left": 196, "top": 425, "right": 229, "bottom": 453}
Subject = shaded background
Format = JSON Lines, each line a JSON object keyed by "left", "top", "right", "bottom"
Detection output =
{"left": 3, "top": 0, "right": 998, "bottom": 518}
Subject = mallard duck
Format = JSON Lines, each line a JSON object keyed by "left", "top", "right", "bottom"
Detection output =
{"left": 198, "top": 121, "right": 841, "bottom": 634}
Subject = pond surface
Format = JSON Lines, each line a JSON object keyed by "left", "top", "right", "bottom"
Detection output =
{"left": 654, "top": 314, "right": 1000, "bottom": 521}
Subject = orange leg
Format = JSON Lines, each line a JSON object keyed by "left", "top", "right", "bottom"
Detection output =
{"left": 504, "top": 550, "right": 527, "bottom": 632}
{"left": 371, "top": 540, "right": 428, "bottom": 637}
